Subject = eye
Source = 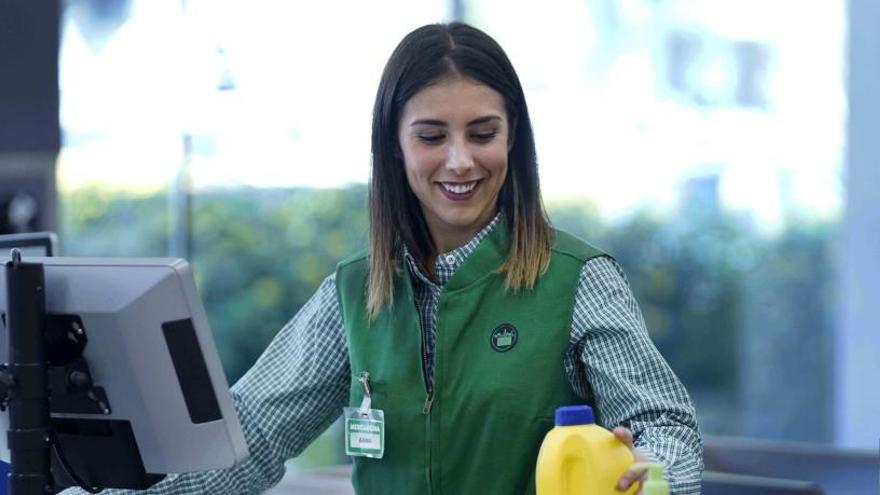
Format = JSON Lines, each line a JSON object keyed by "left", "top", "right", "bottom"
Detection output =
{"left": 472, "top": 131, "right": 497, "bottom": 143}
{"left": 418, "top": 133, "right": 445, "bottom": 144}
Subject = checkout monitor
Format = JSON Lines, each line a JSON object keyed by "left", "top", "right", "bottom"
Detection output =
{"left": 0, "top": 257, "right": 249, "bottom": 490}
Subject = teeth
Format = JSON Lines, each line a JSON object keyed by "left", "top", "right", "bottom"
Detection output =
{"left": 442, "top": 181, "right": 478, "bottom": 194}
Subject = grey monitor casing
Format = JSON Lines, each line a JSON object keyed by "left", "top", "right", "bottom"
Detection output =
{"left": 0, "top": 257, "right": 248, "bottom": 474}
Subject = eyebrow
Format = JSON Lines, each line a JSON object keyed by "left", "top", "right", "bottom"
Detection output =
{"left": 410, "top": 115, "right": 503, "bottom": 127}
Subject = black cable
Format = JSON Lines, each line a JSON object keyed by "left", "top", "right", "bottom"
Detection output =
{"left": 50, "top": 432, "right": 103, "bottom": 494}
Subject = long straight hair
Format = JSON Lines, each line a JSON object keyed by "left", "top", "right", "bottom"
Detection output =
{"left": 368, "top": 22, "right": 553, "bottom": 319}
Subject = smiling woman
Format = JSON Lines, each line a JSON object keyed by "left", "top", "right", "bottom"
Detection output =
{"left": 342, "top": 22, "right": 702, "bottom": 494}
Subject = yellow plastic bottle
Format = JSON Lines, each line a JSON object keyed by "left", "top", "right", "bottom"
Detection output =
{"left": 536, "top": 405, "right": 639, "bottom": 495}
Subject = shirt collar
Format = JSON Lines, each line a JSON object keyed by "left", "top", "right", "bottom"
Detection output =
{"left": 402, "top": 212, "right": 503, "bottom": 288}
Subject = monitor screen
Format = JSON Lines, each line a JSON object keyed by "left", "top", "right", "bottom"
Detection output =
{"left": 0, "top": 257, "right": 248, "bottom": 490}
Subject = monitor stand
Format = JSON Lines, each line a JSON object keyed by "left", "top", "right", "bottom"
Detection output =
{"left": 1, "top": 249, "right": 53, "bottom": 494}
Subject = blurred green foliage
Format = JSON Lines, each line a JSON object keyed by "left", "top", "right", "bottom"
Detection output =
{"left": 59, "top": 184, "right": 835, "bottom": 461}
{"left": 189, "top": 187, "right": 369, "bottom": 380}
{"left": 551, "top": 200, "right": 835, "bottom": 440}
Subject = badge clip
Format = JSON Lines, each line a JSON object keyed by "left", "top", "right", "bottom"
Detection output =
{"left": 358, "top": 371, "right": 372, "bottom": 413}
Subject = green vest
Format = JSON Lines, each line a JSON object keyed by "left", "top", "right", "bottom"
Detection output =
{"left": 335, "top": 225, "right": 606, "bottom": 494}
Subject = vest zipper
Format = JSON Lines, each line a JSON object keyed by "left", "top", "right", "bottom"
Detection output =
{"left": 420, "top": 310, "right": 434, "bottom": 493}
{"left": 421, "top": 328, "right": 434, "bottom": 495}
{"left": 421, "top": 322, "right": 434, "bottom": 414}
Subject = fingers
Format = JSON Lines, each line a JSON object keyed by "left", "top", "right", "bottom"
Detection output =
{"left": 613, "top": 426, "right": 634, "bottom": 447}
{"left": 614, "top": 426, "right": 650, "bottom": 492}
{"left": 613, "top": 427, "right": 633, "bottom": 445}
{"left": 618, "top": 464, "right": 648, "bottom": 492}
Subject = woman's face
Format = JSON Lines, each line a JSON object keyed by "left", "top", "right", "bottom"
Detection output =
{"left": 398, "top": 77, "right": 510, "bottom": 253}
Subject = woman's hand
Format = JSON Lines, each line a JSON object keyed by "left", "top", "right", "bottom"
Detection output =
{"left": 613, "top": 426, "right": 651, "bottom": 493}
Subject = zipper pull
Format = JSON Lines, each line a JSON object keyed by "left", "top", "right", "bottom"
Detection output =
{"left": 358, "top": 371, "right": 372, "bottom": 413}
{"left": 422, "top": 392, "right": 434, "bottom": 414}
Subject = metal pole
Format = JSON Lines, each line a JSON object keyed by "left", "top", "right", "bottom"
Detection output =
{"left": 449, "top": 0, "right": 465, "bottom": 21}
{"left": 168, "top": 136, "right": 193, "bottom": 260}
{"left": 837, "top": 0, "right": 880, "bottom": 449}
{"left": 5, "top": 249, "right": 52, "bottom": 494}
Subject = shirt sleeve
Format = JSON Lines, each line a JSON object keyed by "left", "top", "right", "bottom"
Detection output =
{"left": 62, "top": 273, "right": 350, "bottom": 495}
{"left": 571, "top": 256, "right": 703, "bottom": 495}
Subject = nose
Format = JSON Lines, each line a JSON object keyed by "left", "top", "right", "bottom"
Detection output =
{"left": 445, "top": 138, "right": 475, "bottom": 175}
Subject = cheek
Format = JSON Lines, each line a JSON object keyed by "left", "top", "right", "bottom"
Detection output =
{"left": 401, "top": 157, "right": 431, "bottom": 199}
{"left": 477, "top": 142, "right": 510, "bottom": 175}
{"left": 403, "top": 147, "right": 443, "bottom": 183}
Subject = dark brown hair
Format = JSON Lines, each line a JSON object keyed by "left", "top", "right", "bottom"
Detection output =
{"left": 368, "top": 22, "right": 553, "bottom": 318}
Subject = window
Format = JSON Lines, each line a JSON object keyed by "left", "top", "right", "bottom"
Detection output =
{"left": 464, "top": 0, "right": 845, "bottom": 443}
{"left": 58, "top": 0, "right": 855, "bottom": 466}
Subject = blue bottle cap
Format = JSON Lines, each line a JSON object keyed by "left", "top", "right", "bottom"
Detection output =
{"left": 555, "top": 405, "right": 595, "bottom": 426}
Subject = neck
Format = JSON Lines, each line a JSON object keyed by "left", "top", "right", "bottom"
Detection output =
{"left": 431, "top": 227, "right": 479, "bottom": 254}
{"left": 427, "top": 211, "right": 497, "bottom": 255}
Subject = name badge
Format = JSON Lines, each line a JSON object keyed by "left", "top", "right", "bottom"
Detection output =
{"left": 343, "top": 407, "right": 385, "bottom": 458}
{"left": 344, "top": 371, "right": 385, "bottom": 459}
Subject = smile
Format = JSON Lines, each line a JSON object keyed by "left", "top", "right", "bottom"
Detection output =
{"left": 437, "top": 180, "right": 482, "bottom": 201}
{"left": 439, "top": 181, "right": 479, "bottom": 194}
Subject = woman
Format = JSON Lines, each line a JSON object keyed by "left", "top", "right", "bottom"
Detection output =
{"left": 76, "top": 22, "right": 702, "bottom": 495}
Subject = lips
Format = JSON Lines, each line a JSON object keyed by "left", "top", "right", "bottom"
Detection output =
{"left": 437, "top": 180, "right": 481, "bottom": 201}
